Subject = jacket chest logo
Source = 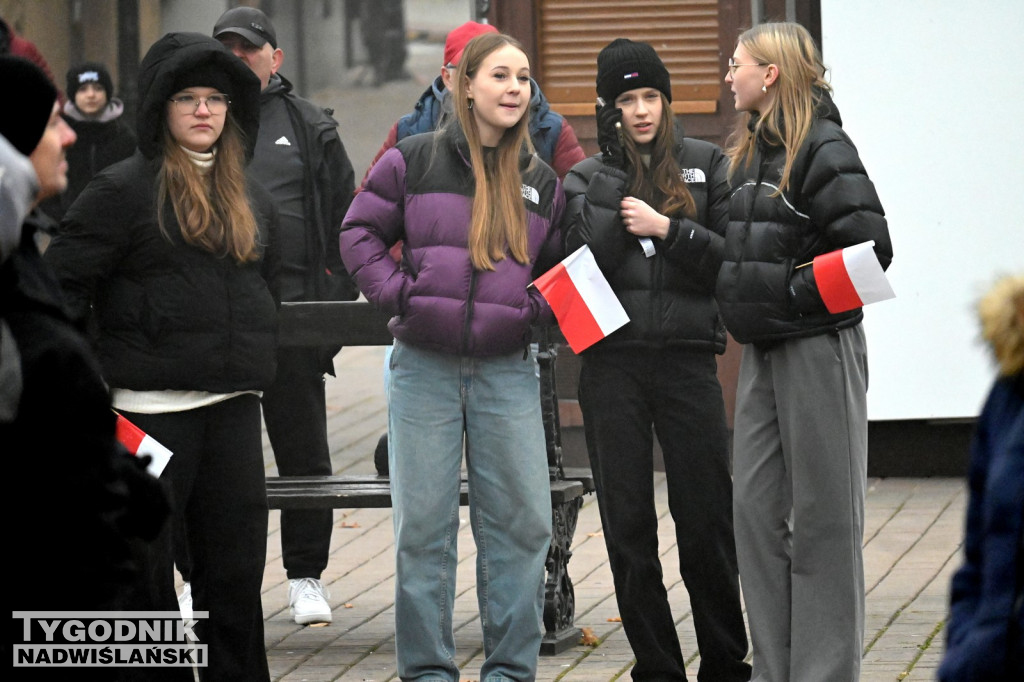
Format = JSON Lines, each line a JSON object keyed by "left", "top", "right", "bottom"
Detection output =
{"left": 680, "top": 168, "right": 706, "bottom": 183}
{"left": 521, "top": 184, "right": 540, "bottom": 204}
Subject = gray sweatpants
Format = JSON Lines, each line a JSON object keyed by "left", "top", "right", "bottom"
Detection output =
{"left": 733, "top": 324, "right": 868, "bottom": 682}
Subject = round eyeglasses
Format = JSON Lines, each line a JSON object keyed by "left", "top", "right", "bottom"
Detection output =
{"left": 728, "top": 58, "right": 768, "bottom": 74}
{"left": 168, "top": 93, "right": 231, "bottom": 114}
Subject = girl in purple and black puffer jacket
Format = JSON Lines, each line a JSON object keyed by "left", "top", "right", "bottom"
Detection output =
{"left": 340, "top": 32, "right": 563, "bottom": 682}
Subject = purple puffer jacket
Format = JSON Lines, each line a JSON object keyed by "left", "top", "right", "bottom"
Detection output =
{"left": 340, "top": 125, "right": 565, "bottom": 357}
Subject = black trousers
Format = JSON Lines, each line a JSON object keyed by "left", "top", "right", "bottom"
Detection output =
{"left": 578, "top": 348, "right": 751, "bottom": 682}
{"left": 123, "top": 395, "right": 270, "bottom": 682}
{"left": 175, "top": 348, "right": 333, "bottom": 582}
{"left": 260, "top": 347, "right": 334, "bottom": 579}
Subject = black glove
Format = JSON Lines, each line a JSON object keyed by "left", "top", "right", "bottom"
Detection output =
{"left": 596, "top": 102, "right": 625, "bottom": 169}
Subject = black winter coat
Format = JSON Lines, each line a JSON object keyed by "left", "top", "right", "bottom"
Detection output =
{"left": 1, "top": 217, "right": 169, "bottom": 612}
{"left": 563, "top": 136, "right": 731, "bottom": 353}
{"left": 716, "top": 91, "right": 892, "bottom": 346}
{"left": 46, "top": 153, "right": 280, "bottom": 393}
{"left": 262, "top": 73, "right": 357, "bottom": 303}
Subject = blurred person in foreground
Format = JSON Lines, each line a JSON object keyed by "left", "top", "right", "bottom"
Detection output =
{"left": 939, "top": 273, "right": 1024, "bottom": 682}
{"left": 0, "top": 55, "right": 168, "bottom": 670}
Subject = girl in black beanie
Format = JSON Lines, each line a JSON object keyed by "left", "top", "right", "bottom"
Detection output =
{"left": 563, "top": 38, "right": 751, "bottom": 681}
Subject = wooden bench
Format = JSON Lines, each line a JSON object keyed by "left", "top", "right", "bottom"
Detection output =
{"left": 270, "top": 301, "right": 595, "bottom": 655}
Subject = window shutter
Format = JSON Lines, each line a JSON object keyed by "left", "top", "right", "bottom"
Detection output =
{"left": 537, "top": 0, "right": 721, "bottom": 116}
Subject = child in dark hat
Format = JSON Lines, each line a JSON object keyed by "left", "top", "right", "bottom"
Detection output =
{"left": 52, "top": 60, "right": 136, "bottom": 221}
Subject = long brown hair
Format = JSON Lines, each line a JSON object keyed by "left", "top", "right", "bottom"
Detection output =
{"left": 449, "top": 32, "right": 534, "bottom": 271}
{"left": 156, "top": 112, "right": 260, "bottom": 263}
{"left": 725, "top": 22, "right": 831, "bottom": 195}
{"left": 622, "top": 92, "right": 695, "bottom": 218}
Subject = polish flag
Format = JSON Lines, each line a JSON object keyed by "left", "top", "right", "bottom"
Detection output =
{"left": 115, "top": 412, "right": 172, "bottom": 477}
{"left": 532, "top": 245, "right": 629, "bottom": 353}
{"left": 812, "top": 240, "right": 895, "bottom": 314}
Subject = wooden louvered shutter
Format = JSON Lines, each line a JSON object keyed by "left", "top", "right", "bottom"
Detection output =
{"left": 536, "top": 0, "right": 722, "bottom": 116}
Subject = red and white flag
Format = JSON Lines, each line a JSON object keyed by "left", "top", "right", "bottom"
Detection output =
{"left": 812, "top": 240, "right": 895, "bottom": 314}
{"left": 115, "top": 412, "right": 172, "bottom": 477}
{"left": 532, "top": 245, "right": 629, "bottom": 353}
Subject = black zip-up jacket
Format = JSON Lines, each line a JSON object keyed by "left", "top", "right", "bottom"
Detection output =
{"left": 259, "top": 73, "right": 357, "bottom": 303}
{"left": 563, "top": 134, "right": 731, "bottom": 353}
{"left": 716, "top": 91, "right": 892, "bottom": 346}
{"left": 251, "top": 73, "right": 357, "bottom": 373}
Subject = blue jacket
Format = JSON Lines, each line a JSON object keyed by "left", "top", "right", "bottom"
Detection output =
{"left": 940, "top": 372, "right": 1024, "bottom": 681}
{"left": 340, "top": 124, "right": 565, "bottom": 357}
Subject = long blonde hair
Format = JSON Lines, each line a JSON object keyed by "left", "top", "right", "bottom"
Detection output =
{"left": 449, "top": 32, "right": 533, "bottom": 271}
{"left": 156, "top": 113, "right": 260, "bottom": 263}
{"left": 622, "top": 92, "right": 695, "bottom": 218}
{"left": 725, "top": 22, "right": 831, "bottom": 195}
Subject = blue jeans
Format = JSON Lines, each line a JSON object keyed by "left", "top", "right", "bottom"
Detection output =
{"left": 387, "top": 340, "right": 552, "bottom": 682}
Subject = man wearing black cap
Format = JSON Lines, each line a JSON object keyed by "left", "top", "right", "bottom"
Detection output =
{"left": 211, "top": 5, "right": 357, "bottom": 626}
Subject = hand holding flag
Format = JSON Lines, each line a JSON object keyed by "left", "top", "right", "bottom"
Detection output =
{"left": 805, "top": 240, "right": 895, "bottom": 314}
{"left": 531, "top": 245, "right": 629, "bottom": 353}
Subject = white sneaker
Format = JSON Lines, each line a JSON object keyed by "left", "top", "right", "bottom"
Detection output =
{"left": 288, "top": 577, "right": 332, "bottom": 625}
{"left": 178, "top": 582, "right": 193, "bottom": 621}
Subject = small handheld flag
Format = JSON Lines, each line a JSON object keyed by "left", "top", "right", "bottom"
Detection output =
{"left": 810, "top": 240, "right": 895, "bottom": 314}
{"left": 531, "top": 245, "right": 629, "bottom": 353}
{"left": 114, "top": 412, "right": 173, "bottom": 477}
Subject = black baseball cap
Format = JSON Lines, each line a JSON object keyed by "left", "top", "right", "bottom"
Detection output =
{"left": 213, "top": 7, "right": 277, "bottom": 49}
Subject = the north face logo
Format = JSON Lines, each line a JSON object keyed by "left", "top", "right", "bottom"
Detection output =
{"left": 521, "top": 184, "right": 540, "bottom": 204}
{"left": 680, "top": 168, "right": 706, "bottom": 183}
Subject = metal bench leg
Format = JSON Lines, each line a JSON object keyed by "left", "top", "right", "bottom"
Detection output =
{"left": 536, "top": 332, "right": 583, "bottom": 654}
{"left": 542, "top": 495, "right": 583, "bottom": 654}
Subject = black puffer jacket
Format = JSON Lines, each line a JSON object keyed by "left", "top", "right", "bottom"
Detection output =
{"left": 45, "top": 33, "right": 280, "bottom": 393}
{"left": 563, "top": 135, "right": 731, "bottom": 353}
{"left": 716, "top": 91, "right": 892, "bottom": 346}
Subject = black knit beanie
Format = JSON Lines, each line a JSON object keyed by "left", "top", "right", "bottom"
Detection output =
{"left": 170, "top": 61, "right": 233, "bottom": 97}
{"left": 596, "top": 38, "right": 672, "bottom": 104}
{"left": 0, "top": 55, "right": 57, "bottom": 155}
{"left": 66, "top": 61, "right": 114, "bottom": 100}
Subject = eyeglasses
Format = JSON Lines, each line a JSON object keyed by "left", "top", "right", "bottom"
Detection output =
{"left": 168, "top": 94, "right": 231, "bottom": 114}
{"left": 728, "top": 58, "right": 768, "bottom": 74}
